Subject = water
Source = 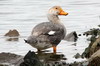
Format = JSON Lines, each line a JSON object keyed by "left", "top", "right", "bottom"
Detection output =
{"left": 0, "top": 0, "right": 100, "bottom": 63}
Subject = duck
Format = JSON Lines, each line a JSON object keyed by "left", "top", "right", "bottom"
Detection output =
{"left": 24, "top": 6, "right": 68, "bottom": 53}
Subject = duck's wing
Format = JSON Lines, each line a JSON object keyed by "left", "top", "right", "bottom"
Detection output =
{"left": 31, "top": 22, "right": 65, "bottom": 39}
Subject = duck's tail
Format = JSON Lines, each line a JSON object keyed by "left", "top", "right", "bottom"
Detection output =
{"left": 24, "top": 36, "right": 37, "bottom": 44}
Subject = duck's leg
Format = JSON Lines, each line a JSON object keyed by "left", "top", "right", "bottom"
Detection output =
{"left": 53, "top": 46, "right": 57, "bottom": 54}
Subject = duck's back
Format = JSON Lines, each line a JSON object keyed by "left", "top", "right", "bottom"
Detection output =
{"left": 30, "top": 22, "right": 66, "bottom": 46}
{"left": 32, "top": 22, "right": 66, "bottom": 39}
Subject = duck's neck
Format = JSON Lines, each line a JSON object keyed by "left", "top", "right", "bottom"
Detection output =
{"left": 47, "top": 14, "right": 61, "bottom": 24}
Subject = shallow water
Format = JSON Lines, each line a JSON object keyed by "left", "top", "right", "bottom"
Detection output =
{"left": 0, "top": 0, "right": 100, "bottom": 64}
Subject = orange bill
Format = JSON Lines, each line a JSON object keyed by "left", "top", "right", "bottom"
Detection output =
{"left": 59, "top": 8, "right": 68, "bottom": 15}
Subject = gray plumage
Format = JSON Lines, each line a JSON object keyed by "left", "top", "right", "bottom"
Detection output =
{"left": 25, "top": 22, "right": 66, "bottom": 50}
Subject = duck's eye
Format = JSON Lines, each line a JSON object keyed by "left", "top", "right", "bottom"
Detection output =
{"left": 55, "top": 8, "right": 58, "bottom": 9}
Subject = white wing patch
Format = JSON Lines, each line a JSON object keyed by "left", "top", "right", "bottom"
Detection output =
{"left": 48, "top": 31, "right": 55, "bottom": 35}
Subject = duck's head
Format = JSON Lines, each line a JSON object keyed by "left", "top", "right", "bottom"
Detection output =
{"left": 48, "top": 6, "right": 68, "bottom": 16}
{"left": 47, "top": 6, "right": 68, "bottom": 23}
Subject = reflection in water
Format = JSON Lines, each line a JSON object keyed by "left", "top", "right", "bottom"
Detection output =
{"left": 20, "top": 51, "right": 67, "bottom": 66}
{"left": 20, "top": 51, "right": 88, "bottom": 66}
{"left": 36, "top": 51, "right": 67, "bottom": 66}
{"left": 5, "top": 37, "right": 19, "bottom": 41}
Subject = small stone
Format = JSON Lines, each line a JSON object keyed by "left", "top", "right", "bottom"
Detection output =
{"left": 83, "top": 33, "right": 85, "bottom": 35}
{"left": 4, "top": 29, "right": 20, "bottom": 37}
{"left": 4, "top": 29, "right": 20, "bottom": 41}
{"left": 64, "top": 31, "right": 78, "bottom": 42}
{"left": 98, "top": 25, "right": 100, "bottom": 27}
{"left": 72, "top": 43, "right": 77, "bottom": 46}
{"left": 62, "top": 62, "right": 66, "bottom": 65}
{"left": 73, "top": 53, "right": 81, "bottom": 59}
{"left": 55, "top": 62, "right": 59, "bottom": 64}
{"left": 78, "top": 34, "right": 81, "bottom": 36}
{"left": 63, "top": 58, "right": 67, "bottom": 60}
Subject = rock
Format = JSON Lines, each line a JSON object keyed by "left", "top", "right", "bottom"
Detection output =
{"left": 0, "top": 51, "right": 88, "bottom": 66}
{"left": 81, "top": 27, "right": 100, "bottom": 58}
{"left": 89, "top": 35, "right": 97, "bottom": 43}
{"left": 0, "top": 64, "right": 8, "bottom": 66}
{"left": 84, "top": 28, "right": 99, "bottom": 36}
{"left": 73, "top": 53, "right": 81, "bottom": 59}
{"left": 82, "top": 35, "right": 100, "bottom": 58}
{"left": 4, "top": 29, "right": 20, "bottom": 41}
{"left": 81, "top": 47, "right": 90, "bottom": 58}
{"left": 88, "top": 49, "right": 100, "bottom": 66}
{"left": 67, "top": 61, "right": 88, "bottom": 66}
{"left": 20, "top": 50, "right": 67, "bottom": 66}
{"left": 4, "top": 29, "right": 20, "bottom": 37}
{"left": 20, "top": 51, "right": 67, "bottom": 66}
{"left": 20, "top": 51, "right": 43, "bottom": 66}
{"left": 89, "top": 36, "right": 100, "bottom": 55}
{"left": 71, "top": 43, "right": 77, "bottom": 46}
{"left": 64, "top": 31, "right": 78, "bottom": 42}
{"left": 0, "top": 52, "right": 23, "bottom": 66}
{"left": 20, "top": 51, "right": 88, "bottom": 66}
{"left": 98, "top": 25, "right": 100, "bottom": 27}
